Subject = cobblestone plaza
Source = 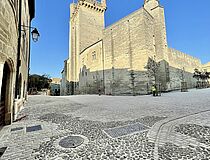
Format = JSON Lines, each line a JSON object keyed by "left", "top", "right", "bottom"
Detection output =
{"left": 0, "top": 89, "right": 210, "bottom": 159}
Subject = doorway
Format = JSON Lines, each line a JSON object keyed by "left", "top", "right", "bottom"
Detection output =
{"left": 0, "top": 62, "right": 11, "bottom": 127}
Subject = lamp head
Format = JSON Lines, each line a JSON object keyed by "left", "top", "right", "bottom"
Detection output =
{"left": 31, "top": 28, "right": 40, "bottom": 42}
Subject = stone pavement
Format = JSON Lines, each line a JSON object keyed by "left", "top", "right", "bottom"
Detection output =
{"left": 0, "top": 88, "right": 210, "bottom": 160}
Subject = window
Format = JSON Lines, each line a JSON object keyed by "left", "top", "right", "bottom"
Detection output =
{"left": 92, "top": 51, "right": 96, "bottom": 60}
{"left": 13, "top": 0, "right": 19, "bottom": 21}
{"left": 82, "top": 58, "right": 84, "bottom": 64}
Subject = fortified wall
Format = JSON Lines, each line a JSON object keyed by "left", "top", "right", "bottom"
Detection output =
{"left": 167, "top": 48, "right": 202, "bottom": 90}
{"left": 63, "top": 0, "right": 207, "bottom": 95}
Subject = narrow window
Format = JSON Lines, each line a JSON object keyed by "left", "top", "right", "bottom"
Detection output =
{"left": 92, "top": 51, "right": 96, "bottom": 60}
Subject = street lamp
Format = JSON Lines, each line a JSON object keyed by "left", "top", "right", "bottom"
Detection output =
{"left": 21, "top": 25, "right": 40, "bottom": 42}
{"left": 31, "top": 28, "right": 40, "bottom": 42}
{"left": 15, "top": 25, "right": 40, "bottom": 98}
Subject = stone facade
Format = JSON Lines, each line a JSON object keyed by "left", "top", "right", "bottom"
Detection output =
{"left": 0, "top": 0, "right": 35, "bottom": 126}
{"left": 50, "top": 78, "right": 61, "bottom": 96}
{"left": 202, "top": 62, "right": 210, "bottom": 72}
{"left": 62, "top": 0, "right": 205, "bottom": 95}
{"left": 202, "top": 62, "right": 210, "bottom": 82}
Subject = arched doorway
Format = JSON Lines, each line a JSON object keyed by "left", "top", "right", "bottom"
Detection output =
{"left": 0, "top": 62, "right": 12, "bottom": 127}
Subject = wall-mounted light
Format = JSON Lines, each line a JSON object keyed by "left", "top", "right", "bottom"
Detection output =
{"left": 21, "top": 25, "right": 40, "bottom": 42}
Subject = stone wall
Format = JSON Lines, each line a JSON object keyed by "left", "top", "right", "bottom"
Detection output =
{"left": 0, "top": 0, "right": 18, "bottom": 63}
{"left": 0, "top": 0, "right": 18, "bottom": 124}
{"left": 144, "top": 1, "right": 168, "bottom": 61}
{"left": 65, "top": 0, "right": 207, "bottom": 95}
{"left": 69, "top": 0, "right": 106, "bottom": 83}
{"left": 79, "top": 40, "right": 104, "bottom": 93}
{"left": 102, "top": 8, "right": 156, "bottom": 95}
{"left": 202, "top": 62, "right": 210, "bottom": 72}
{"left": 168, "top": 48, "right": 202, "bottom": 73}
{"left": 0, "top": 0, "right": 33, "bottom": 124}
{"left": 78, "top": 8, "right": 158, "bottom": 95}
{"left": 167, "top": 48, "right": 202, "bottom": 90}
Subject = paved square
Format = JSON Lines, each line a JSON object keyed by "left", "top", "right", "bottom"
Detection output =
{"left": 0, "top": 89, "right": 210, "bottom": 159}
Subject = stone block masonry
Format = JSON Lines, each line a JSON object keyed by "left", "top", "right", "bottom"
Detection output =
{"left": 63, "top": 0, "right": 206, "bottom": 95}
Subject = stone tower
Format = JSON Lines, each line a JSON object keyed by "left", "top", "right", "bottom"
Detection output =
{"left": 69, "top": 0, "right": 106, "bottom": 93}
{"left": 144, "top": 0, "right": 168, "bottom": 61}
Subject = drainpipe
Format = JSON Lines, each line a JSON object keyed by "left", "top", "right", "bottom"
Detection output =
{"left": 15, "top": 0, "right": 22, "bottom": 99}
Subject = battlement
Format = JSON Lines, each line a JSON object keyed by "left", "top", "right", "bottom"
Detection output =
{"left": 78, "top": 0, "right": 106, "bottom": 12}
{"left": 70, "top": 0, "right": 106, "bottom": 21}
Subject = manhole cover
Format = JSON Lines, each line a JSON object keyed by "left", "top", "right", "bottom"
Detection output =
{"left": 104, "top": 123, "right": 149, "bottom": 138}
{"left": 59, "top": 136, "right": 84, "bottom": 148}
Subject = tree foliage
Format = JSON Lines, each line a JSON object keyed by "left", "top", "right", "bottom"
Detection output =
{"left": 145, "top": 57, "right": 160, "bottom": 83}
{"left": 28, "top": 74, "right": 51, "bottom": 91}
{"left": 193, "top": 69, "right": 210, "bottom": 81}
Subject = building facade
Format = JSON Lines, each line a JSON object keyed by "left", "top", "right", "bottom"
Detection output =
{"left": 203, "top": 62, "right": 210, "bottom": 72}
{"left": 0, "top": 0, "right": 35, "bottom": 126}
{"left": 62, "top": 0, "right": 208, "bottom": 95}
{"left": 50, "top": 78, "right": 61, "bottom": 96}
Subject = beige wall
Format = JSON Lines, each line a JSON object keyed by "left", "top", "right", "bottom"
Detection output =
{"left": 168, "top": 48, "right": 202, "bottom": 73}
{"left": 80, "top": 41, "right": 103, "bottom": 73}
{"left": 69, "top": 0, "right": 106, "bottom": 83}
{"left": 0, "top": 0, "right": 33, "bottom": 124}
{"left": 0, "top": 0, "right": 18, "bottom": 124}
{"left": 103, "top": 8, "right": 154, "bottom": 71}
{"left": 144, "top": 0, "right": 168, "bottom": 61}
{"left": 203, "top": 62, "right": 210, "bottom": 72}
{"left": 64, "top": 0, "right": 208, "bottom": 95}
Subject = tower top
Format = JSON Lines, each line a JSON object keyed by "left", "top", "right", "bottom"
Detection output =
{"left": 144, "top": 0, "right": 159, "bottom": 4}
{"left": 144, "top": 0, "right": 160, "bottom": 11}
{"left": 101, "top": 0, "right": 106, "bottom": 7}
{"left": 70, "top": 0, "right": 107, "bottom": 21}
{"left": 77, "top": 0, "right": 107, "bottom": 11}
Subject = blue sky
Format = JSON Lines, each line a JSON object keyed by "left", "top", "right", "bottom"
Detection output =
{"left": 31, "top": 0, "right": 210, "bottom": 78}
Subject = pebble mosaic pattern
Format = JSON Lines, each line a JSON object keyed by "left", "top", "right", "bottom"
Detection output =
{"left": 158, "top": 143, "right": 210, "bottom": 160}
{"left": 33, "top": 113, "right": 166, "bottom": 159}
{"left": 175, "top": 124, "right": 210, "bottom": 146}
{"left": 34, "top": 131, "right": 155, "bottom": 160}
{"left": 38, "top": 113, "right": 165, "bottom": 141}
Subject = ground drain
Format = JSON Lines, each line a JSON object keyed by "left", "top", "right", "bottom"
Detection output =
{"left": 11, "top": 127, "right": 24, "bottom": 132}
{"left": 0, "top": 147, "right": 7, "bottom": 157}
{"left": 104, "top": 123, "right": 149, "bottom": 138}
{"left": 59, "top": 135, "right": 84, "bottom": 148}
{"left": 26, "top": 125, "right": 42, "bottom": 132}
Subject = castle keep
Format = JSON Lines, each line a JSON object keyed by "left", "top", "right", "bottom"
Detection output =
{"left": 61, "top": 0, "right": 203, "bottom": 95}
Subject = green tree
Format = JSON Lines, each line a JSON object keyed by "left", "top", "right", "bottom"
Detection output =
{"left": 28, "top": 74, "right": 51, "bottom": 91}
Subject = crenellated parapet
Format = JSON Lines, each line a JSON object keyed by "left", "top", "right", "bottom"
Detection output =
{"left": 71, "top": 0, "right": 106, "bottom": 21}
{"left": 79, "top": 0, "right": 106, "bottom": 12}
